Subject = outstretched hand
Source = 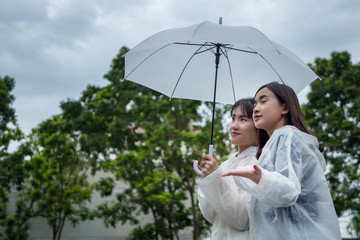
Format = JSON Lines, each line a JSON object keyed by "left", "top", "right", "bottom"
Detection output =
{"left": 222, "top": 165, "right": 262, "bottom": 184}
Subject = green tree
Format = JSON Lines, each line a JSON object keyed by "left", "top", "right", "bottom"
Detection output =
{"left": 22, "top": 114, "right": 95, "bottom": 240}
{"left": 302, "top": 51, "right": 360, "bottom": 237}
{"left": 66, "top": 46, "right": 231, "bottom": 239}
{"left": 0, "top": 76, "right": 22, "bottom": 151}
{"left": 0, "top": 76, "right": 23, "bottom": 198}
{"left": 2, "top": 93, "right": 96, "bottom": 240}
{"left": 0, "top": 75, "right": 29, "bottom": 239}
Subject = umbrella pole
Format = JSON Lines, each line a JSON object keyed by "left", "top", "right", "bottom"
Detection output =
{"left": 194, "top": 44, "right": 220, "bottom": 176}
{"left": 209, "top": 44, "right": 221, "bottom": 155}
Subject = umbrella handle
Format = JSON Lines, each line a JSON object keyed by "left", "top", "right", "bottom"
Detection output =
{"left": 193, "top": 145, "right": 213, "bottom": 176}
{"left": 193, "top": 160, "right": 203, "bottom": 176}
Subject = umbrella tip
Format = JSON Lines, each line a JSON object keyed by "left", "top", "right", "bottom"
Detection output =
{"left": 219, "top": 17, "right": 223, "bottom": 24}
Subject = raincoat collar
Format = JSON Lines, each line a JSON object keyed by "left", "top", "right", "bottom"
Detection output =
{"left": 235, "top": 145, "right": 257, "bottom": 158}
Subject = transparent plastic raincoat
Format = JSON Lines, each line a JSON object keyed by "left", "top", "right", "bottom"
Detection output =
{"left": 197, "top": 146, "right": 257, "bottom": 240}
{"left": 234, "top": 126, "right": 341, "bottom": 240}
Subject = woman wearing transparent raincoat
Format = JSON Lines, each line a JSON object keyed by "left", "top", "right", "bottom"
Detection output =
{"left": 194, "top": 98, "right": 257, "bottom": 240}
{"left": 223, "top": 82, "right": 342, "bottom": 240}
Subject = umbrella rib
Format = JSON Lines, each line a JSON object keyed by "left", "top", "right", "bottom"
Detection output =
{"left": 174, "top": 42, "right": 216, "bottom": 47}
{"left": 247, "top": 47, "right": 285, "bottom": 83}
{"left": 170, "top": 43, "right": 210, "bottom": 100}
{"left": 123, "top": 43, "right": 173, "bottom": 81}
{"left": 220, "top": 47, "right": 237, "bottom": 103}
{"left": 175, "top": 42, "right": 218, "bottom": 54}
{"left": 195, "top": 46, "right": 217, "bottom": 55}
{"left": 225, "top": 46, "right": 257, "bottom": 54}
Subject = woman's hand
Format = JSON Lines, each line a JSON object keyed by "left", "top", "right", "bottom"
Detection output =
{"left": 192, "top": 151, "right": 219, "bottom": 177}
{"left": 200, "top": 151, "right": 219, "bottom": 176}
{"left": 222, "top": 165, "right": 262, "bottom": 184}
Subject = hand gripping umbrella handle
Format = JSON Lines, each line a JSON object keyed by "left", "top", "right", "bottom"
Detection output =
{"left": 193, "top": 144, "right": 213, "bottom": 176}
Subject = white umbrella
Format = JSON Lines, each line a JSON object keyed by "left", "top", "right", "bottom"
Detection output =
{"left": 124, "top": 19, "right": 319, "bottom": 175}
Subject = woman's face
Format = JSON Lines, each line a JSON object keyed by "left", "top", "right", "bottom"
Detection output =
{"left": 229, "top": 106, "right": 257, "bottom": 149}
{"left": 253, "top": 87, "right": 288, "bottom": 135}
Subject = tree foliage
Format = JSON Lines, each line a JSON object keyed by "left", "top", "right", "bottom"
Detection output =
{"left": 1, "top": 75, "right": 95, "bottom": 239}
{"left": 1, "top": 45, "right": 231, "bottom": 239}
{"left": 66, "top": 46, "right": 232, "bottom": 239}
{"left": 303, "top": 51, "right": 360, "bottom": 237}
{"left": 0, "top": 75, "right": 28, "bottom": 239}
{"left": 23, "top": 115, "right": 94, "bottom": 240}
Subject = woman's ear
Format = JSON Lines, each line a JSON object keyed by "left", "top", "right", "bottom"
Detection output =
{"left": 281, "top": 104, "right": 289, "bottom": 115}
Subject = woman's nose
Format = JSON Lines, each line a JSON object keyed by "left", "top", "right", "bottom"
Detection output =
{"left": 230, "top": 121, "right": 239, "bottom": 129}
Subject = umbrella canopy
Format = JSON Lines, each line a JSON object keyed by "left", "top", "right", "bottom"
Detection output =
{"left": 124, "top": 21, "right": 319, "bottom": 105}
{"left": 124, "top": 20, "right": 319, "bottom": 175}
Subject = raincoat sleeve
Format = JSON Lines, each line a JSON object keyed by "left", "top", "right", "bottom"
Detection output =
{"left": 197, "top": 186, "right": 216, "bottom": 224}
{"left": 197, "top": 156, "right": 256, "bottom": 230}
{"left": 233, "top": 135, "right": 302, "bottom": 208}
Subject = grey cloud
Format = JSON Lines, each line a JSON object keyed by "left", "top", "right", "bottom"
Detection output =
{"left": 1, "top": 0, "right": 360, "bottom": 135}
{"left": 0, "top": 1, "right": 48, "bottom": 23}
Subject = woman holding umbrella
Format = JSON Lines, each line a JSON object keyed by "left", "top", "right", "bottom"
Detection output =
{"left": 222, "top": 82, "right": 341, "bottom": 240}
{"left": 194, "top": 98, "right": 258, "bottom": 240}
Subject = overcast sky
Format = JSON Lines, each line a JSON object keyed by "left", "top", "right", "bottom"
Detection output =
{"left": 1, "top": 0, "right": 360, "bottom": 135}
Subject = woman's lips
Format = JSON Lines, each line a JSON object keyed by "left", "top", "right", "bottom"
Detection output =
{"left": 231, "top": 132, "right": 240, "bottom": 136}
{"left": 254, "top": 115, "right": 261, "bottom": 121}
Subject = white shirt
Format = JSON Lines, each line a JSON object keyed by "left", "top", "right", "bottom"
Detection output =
{"left": 197, "top": 146, "right": 257, "bottom": 240}
{"left": 234, "top": 126, "right": 341, "bottom": 240}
